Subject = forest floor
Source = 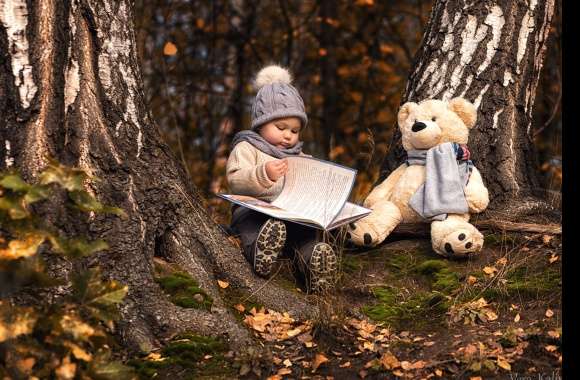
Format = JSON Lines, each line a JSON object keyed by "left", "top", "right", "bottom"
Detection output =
{"left": 127, "top": 230, "right": 562, "bottom": 380}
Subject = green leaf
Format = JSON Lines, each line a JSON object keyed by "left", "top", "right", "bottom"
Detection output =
{"left": 0, "top": 196, "right": 29, "bottom": 219}
{"left": 49, "top": 236, "right": 109, "bottom": 258}
{"left": 69, "top": 191, "right": 127, "bottom": 218}
{"left": 90, "top": 361, "right": 136, "bottom": 380}
{"left": 90, "top": 284, "right": 128, "bottom": 307}
{"left": 0, "top": 174, "right": 30, "bottom": 192}
{"left": 24, "top": 185, "right": 51, "bottom": 203}
{"left": 38, "top": 160, "right": 88, "bottom": 192}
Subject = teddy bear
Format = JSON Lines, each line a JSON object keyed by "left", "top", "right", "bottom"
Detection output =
{"left": 347, "top": 97, "right": 490, "bottom": 258}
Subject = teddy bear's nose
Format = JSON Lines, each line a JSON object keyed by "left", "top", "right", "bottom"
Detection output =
{"left": 411, "top": 122, "right": 427, "bottom": 132}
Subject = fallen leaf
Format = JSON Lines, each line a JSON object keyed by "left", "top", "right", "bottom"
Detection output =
{"left": 545, "top": 345, "right": 557, "bottom": 352}
{"left": 545, "top": 309, "right": 554, "bottom": 318}
{"left": 483, "top": 266, "right": 498, "bottom": 276}
{"left": 283, "top": 359, "right": 292, "bottom": 367}
{"left": 273, "top": 357, "right": 282, "bottom": 365}
{"left": 470, "top": 377, "right": 482, "bottom": 380}
{"left": 467, "top": 276, "right": 478, "bottom": 285}
{"left": 217, "top": 280, "right": 229, "bottom": 288}
{"left": 496, "top": 257, "right": 508, "bottom": 266}
{"left": 312, "top": 353, "right": 329, "bottom": 372}
{"left": 514, "top": 313, "right": 521, "bottom": 322}
{"left": 379, "top": 352, "right": 400, "bottom": 370}
{"left": 287, "top": 328, "right": 302, "bottom": 337}
{"left": 400, "top": 361, "right": 412, "bottom": 370}
{"left": 485, "top": 310, "right": 498, "bottom": 321}
{"left": 424, "top": 341, "right": 436, "bottom": 347}
{"left": 412, "top": 360, "right": 426, "bottom": 369}
{"left": 549, "top": 254, "right": 559, "bottom": 263}
{"left": 548, "top": 330, "right": 560, "bottom": 338}
{"left": 435, "top": 369, "right": 443, "bottom": 376}
{"left": 234, "top": 304, "right": 245, "bottom": 313}
{"left": 340, "top": 361, "right": 351, "bottom": 368}
{"left": 266, "top": 375, "right": 282, "bottom": 380}
{"left": 55, "top": 356, "right": 76, "bottom": 380}
{"left": 15, "top": 358, "right": 35, "bottom": 374}
{"left": 277, "top": 368, "right": 292, "bottom": 376}
{"left": 542, "top": 235, "right": 553, "bottom": 245}
{"left": 305, "top": 341, "right": 314, "bottom": 348}
{"left": 497, "top": 357, "right": 511, "bottom": 371}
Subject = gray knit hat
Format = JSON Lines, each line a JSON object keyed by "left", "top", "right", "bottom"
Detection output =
{"left": 250, "top": 65, "right": 308, "bottom": 130}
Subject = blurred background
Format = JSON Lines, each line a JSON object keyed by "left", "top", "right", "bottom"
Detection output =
{"left": 134, "top": 0, "right": 561, "bottom": 224}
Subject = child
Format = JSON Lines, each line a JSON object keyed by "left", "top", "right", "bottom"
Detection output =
{"left": 226, "top": 65, "right": 338, "bottom": 293}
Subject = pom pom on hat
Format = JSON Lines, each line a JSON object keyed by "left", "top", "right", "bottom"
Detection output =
{"left": 254, "top": 65, "right": 292, "bottom": 90}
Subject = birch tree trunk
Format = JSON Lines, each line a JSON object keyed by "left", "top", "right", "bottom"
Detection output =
{"left": 380, "top": 0, "right": 557, "bottom": 219}
{"left": 0, "top": 0, "right": 312, "bottom": 353}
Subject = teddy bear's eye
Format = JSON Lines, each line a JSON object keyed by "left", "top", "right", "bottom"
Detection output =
{"left": 431, "top": 117, "right": 437, "bottom": 122}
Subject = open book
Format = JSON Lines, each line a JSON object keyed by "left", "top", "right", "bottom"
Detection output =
{"left": 218, "top": 156, "right": 371, "bottom": 231}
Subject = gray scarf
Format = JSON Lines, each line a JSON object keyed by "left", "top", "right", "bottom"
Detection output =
{"left": 231, "top": 130, "right": 303, "bottom": 158}
{"left": 408, "top": 142, "right": 473, "bottom": 221}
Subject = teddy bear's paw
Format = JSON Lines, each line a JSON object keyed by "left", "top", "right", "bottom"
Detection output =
{"left": 436, "top": 228, "right": 484, "bottom": 258}
{"left": 345, "top": 222, "right": 380, "bottom": 247}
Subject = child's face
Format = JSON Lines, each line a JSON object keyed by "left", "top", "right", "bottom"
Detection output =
{"left": 258, "top": 117, "right": 301, "bottom": 149}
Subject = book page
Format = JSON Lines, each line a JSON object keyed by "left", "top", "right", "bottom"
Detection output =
{"left": 218, "top": 194, "right": 307, "bottom": 221}
{"left": 271, "top": 156, "right": 356, "bottom": 228}
{"left": 327, "top": 202, "right": 371, "bottom": 230}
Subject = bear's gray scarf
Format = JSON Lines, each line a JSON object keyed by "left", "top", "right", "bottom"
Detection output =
{"left": 231, "top": 130, "right": 303, "bottom": 159}
{"left": 407, "top": 142, "right": 473, "bottom": 221}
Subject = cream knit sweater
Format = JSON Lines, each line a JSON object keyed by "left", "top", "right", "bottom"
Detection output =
{"left": 226, "top": 141, "right": 284, "bottom": 202}
{"left": 226, "top": 141, "right": 308, "bottom": 202}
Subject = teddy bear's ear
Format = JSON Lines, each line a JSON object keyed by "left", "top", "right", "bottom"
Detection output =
{"left": 397, "top": 102, "right": 418, "bottom": 127}
{"left": 448, "top": 97, "right": 478, "bottom": 129}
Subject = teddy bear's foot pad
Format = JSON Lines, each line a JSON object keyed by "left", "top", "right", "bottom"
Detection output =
{"left": 438, "top": 228, "right": 483, "bottom": 258}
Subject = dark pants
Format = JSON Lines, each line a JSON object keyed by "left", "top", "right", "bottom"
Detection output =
{"left": 230, "top": 206, "right": 322, "bottom": 276}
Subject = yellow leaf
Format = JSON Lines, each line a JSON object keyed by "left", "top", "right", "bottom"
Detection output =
{"left": 217, "top": 280, "right": 229, "bottom": 289}
{"left": 0, "top": 306, "right": 37, "bottom": 343}
{"left": 549, "top": 254, "right": 559, "bottom": 263}
{"left": 545, "top": 309, "right": 554, "bottom": 318}
{"left": 0, "top": 234, "right": 45, "bottom": 260}
{"left": 435, "top": 369, "right": 443, "bottom": 376}
{"left": 514, "top": 313, "right": 521, "bottom": 322}
{"left": 163, "top": 42, "right": 178, "bottom": 56}
{"left": 283, "top": 359, "right": 292, "bottom": 367}
{"left": 548, "top": 330, "right": 560, "bottom": 338}
{"left": 312, "top": 353, "right": 329, "bottom": 372}
{"left": 55, "top": 356, "right": 76, "bottom": 380}
{"left": 497, "top": 357, "right": 511, "bottom": 371}
{"left": 63, "top": 341, "right": 92, "bottom": 362}
{"left": 60, "top": 314, "right": 96, "bottom": 341}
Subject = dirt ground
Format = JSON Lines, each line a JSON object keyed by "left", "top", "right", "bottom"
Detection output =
{"left": 127, "top": 230, "right": 562, "bottom": 380}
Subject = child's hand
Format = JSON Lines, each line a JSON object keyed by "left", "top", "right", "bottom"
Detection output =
{"left": 265, "top": 159, "right": 288, "bottom": 181}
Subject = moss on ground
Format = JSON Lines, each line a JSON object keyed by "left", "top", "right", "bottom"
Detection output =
{"left": 415, "top": 260, "right": 461, "bottom": 293}
{"left": 128, "top": 333, "right": 234, "bottom": 379}
{"left": 477, "top": 265, "right": 561, "bottom": 301}
{"left": 362, "top": 286, "right": 450, "bottom": 329}
{"left": 155, "top": 272, "right": 213, "bottom": 310}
